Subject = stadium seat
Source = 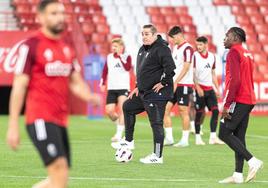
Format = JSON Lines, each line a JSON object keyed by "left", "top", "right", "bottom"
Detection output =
{"left": 256, "top": 0, "right": 268, "bottom": 6}
{"left": 146, "top": 7, "right": 161, "bottom": 15}
{"left": 174, "top": 6, "right": 188, "bottom": 15}
{"left": 227, "top": 0, "right": 242, "bottom": 5}
{"left": 241, "top": 0, "right": 257, "bottom": 6}
{"left": 260, "top": 5, "right": 268, "bottom": 15}
{"left": 160, "top": 7, "right": 174, "bottom": 15}
{"left": 213, "top": 0, "right": 227, "bottom": 5}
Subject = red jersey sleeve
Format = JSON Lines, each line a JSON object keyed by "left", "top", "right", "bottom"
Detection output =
{"left": 183, "top": 46, "right": 194, "bottom": 63}
{"left": 224, "top": 49, "right": 241, "bottom": 109}
{"left": 119, "top": 54, "right": 132, "bottom": 71}
{"left": 14, "top": 40, "right": 34, "bottom": 75}
{"left": 100, "top": 61, "right": 108, "bottom": 86}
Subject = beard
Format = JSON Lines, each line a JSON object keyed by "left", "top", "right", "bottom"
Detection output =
{"left": 49, "top": 23, "right": 65, "bottom": 35}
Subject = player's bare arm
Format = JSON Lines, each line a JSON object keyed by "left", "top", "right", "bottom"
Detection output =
{"left": 7, "top": 74, "right": 29, "bottom": 150}
{"left": 212, "top": 69, "right": 220, "bottom": 98}
{"left": 70, "top": 71, "right": 101, "bottom": 106}
{"left": 174, "top": 62, "right": 190, "bottom": 90}
{"left": 193, "top": 68, "right": 204, "bottom": 97}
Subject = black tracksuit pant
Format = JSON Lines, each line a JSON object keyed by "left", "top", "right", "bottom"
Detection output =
{"left": 219, "top": 103, "right": 254, "bottom": 173}
{"left": 123, "top": 95, "right": 167, "bottom": 158}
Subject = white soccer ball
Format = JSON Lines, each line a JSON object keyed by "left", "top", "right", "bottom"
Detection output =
{"left": 115, "top": 147, "right": 133, "bottom": 163}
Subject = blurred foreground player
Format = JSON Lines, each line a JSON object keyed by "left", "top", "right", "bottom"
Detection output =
{"left": 6, "top": 1, "right": 100, "bottom": 187}
{"left": 219, "top": 27, "right": 263, "bottom": 184}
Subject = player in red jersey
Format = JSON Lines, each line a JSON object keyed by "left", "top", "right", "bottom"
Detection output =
{"left": 218, "top": 27, "right": 263, "bottom": 184}
{"left": 6, "top": 1, "right": 100, "bottom": 187}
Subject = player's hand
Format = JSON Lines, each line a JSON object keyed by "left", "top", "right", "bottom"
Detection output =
{"left": 173, "top": 84, "right": 177, "bottom": 92}
{"left": 222, "top": 108, "right": 232, "bottom": 120}
{"left": 128, "top": 88, "right": 139, "bottom": 99}
{"left": 6, "top": 121, "right": 20, "bottom": 151}
{"left": 197, "top": 88, "right": 204, "bottom": 97}
{"left": 89, "top": 93, "right": 102, "bottom": 107}
{"left": 100, "top": 85, "right": 106, "bottom": 93}
{"left": 153, "top": 82, "right": 164, "bottom": 93}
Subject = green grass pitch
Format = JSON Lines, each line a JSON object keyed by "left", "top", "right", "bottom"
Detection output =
{"left": 0, "top": 115, "right": 267, "bottom": 187}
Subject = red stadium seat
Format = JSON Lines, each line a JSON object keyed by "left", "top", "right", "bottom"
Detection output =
{"left": 258, "top": 34, "right": 268, "bottom": 43}
{"left": 241, "top": 0, "right": 257, "bottom": 6}
{"left": 96, "top": 24, "right": 110, "bottom": 34}
{"left": 250, "top": 15, "right": 264, "bottom": 25}
{"left": 91, "top": 33, "right": 106, "bottom": 43}
{"left": 85, "top": 0, "right": 99, "bottom": 6}
{"left": 245, "top": 5, "right": 260, "bottom": 15}
{"left": 146, "top": 7, "right": 161, "bottom": 15}
{"left": 227, "top": 0, "right": 242, "bottom": 5}
{"left": 231, "top": 5, "right": 246, "bottom": 15}
{"left": 92, "top": 14, "right": 106, "bottom": 24}
{"left": 160, "top": 7, "right": 175, "bottom": 15}
{"left": 263, "top": 44, "right": 268, "bottom": 54}
{"left": 247, "top": 43, "right": 262, "bottom": 53}
{"left": 260, "top": 5, "right": 268, "bottom": 15}
{"left": 183, "top": 24, "right": 196, "bottom": 33}
{"left": 264, "top": 15, "right": 268, "bottom": 24}
{"left": 213, "top": 0, "right": 227, "bottom": 5}
{"left": 155, "top": 24, "right": 168, "bottom": 33}
{"left": 174, "top": 6, "right": 188, "bottom": 15}
{"left": 236, "top": 15, "right": 251, "bottom": 25}
{"left": 179, "top": 15, "right": 192, "bottom": 25}
{"left": 165, "top": 15, "right": 180, "bottom": 25}
{"left": 81, "top": 22, "right": 95, "bottom": 35}
{"left": 255, "top": 24, "right": 268, "bottom": 34}
{"left": 151, "top": 15, "right": 165, "bottom": 24}
{"left": 256, "top": 0, "right": 268, "bottom": 6}
{"left": 253, "top": 53, "right": 267, "bottom": 64}
{"left": 242, "top": 25, "right": 255, "bottom": 35}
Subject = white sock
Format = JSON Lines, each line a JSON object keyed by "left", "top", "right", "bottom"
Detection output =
{"left": 190, "top": 121, "right": 195, "bottom": 129}
{"left": 182, "top": 130, "right": 189, "bottom": 142}
{"left": 115, "top": 124, "right": 124, "bottom": 138}
{"left": 195, "top": 134, "right": 202, "bottom": 141}
{"left": 164, "top": 127, "right": 173, "bottom": 140}
{"left": 233, "top": 172, "right": 243, "bottom": 179}
{"left": 210, "top": 132, "right": 217, "bottom": 139}
{"left": 248, "top": 157, "right": 258, "bottom": 167}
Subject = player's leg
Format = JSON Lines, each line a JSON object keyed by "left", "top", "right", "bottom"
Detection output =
{"left": 206, "top": 90, "right": 224, "bottom": 144}
{"left": 189, "top": 92, "right": 196, "bottom": 134}
{"left": 218, "top": 104, "right": 263, "bottom": 183}
{"left": 111, "top": 95, "right": 144, "bottom": 149}
{"left": 163, "top": 101, "right": 174, "bottom": 145}
{"left": 111, "top": 91, "right": 129, "bottom": 142}
{"left": 105, "top": 90, "right": 119, "bottom": 122}
{"left": 27, "top": 122, "right": 70, "bottom": 188}
{"left": 140, "top": 100, "right": 167, "bottom": 164}
{"left": 194, "top": 92, "right": 206, "bottom": 145}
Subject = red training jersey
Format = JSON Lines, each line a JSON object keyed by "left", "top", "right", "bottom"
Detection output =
{"left": 223, "top": 44, "right": 256, "bottom": 109}
{"left": 14, "top": 31, "right": 80, "bottom": 127}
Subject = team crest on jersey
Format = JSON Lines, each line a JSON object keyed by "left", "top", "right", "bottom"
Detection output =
{"left": 44, "top": 49, "right": 53, "bottom": 61}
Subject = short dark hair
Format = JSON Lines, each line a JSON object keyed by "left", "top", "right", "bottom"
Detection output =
{"left": 38, "top": 0, "right": 59, "bottom": 12}
{"left": 196, "top": 36, "right": 208, "bottom": 43}
{"left": 229, "top": 27, "right": 246, "bottom": 42}
{"left": 143, "top": 24, "right": 157, "bottom": 34}
{"left": 168, "top": 26, "right": 183, "bottom": 37}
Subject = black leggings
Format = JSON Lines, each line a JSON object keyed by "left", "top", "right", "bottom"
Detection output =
{"left": 123, "top": 95, "right": 167, "bottom": 158}
{"left": 219, "top": 103, "right": 254, "bottom": 173}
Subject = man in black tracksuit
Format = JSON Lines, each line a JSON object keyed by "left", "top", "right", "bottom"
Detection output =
{"left": 112, "top": 24, "right": 175, "bottom": 164}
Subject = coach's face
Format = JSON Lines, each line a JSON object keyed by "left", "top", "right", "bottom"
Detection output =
{"left": 224, "top": 30, "right": 235, "bottom": 49}
{"left": 142, "top": 28, "right": 157, "bottom": 45}
{"left": 38, "top": 2, "right": 66, "bottom": 35}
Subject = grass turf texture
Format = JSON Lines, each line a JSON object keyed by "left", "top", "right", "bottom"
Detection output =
{"left": 0, "top": 115, "right": 267, "bottom": 187}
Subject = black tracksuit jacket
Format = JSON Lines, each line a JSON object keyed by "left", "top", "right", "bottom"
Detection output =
{"left": 136, "top": 35, "right": 176, "bottom": 101}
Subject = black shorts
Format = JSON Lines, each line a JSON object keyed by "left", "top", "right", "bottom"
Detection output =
{"left": 222, "top": 103, "right": 254, "bottom": 131}
{"left": 106, "top": 89, "right": 129, "bottom": 104}
{"left": 27, "top": 121, "right": 70, "bottom": 167}
{"left": 176, "top": 86, "right": 193, "bottom": 106}
{"left": 194, "top": 89, "right": 218, "bottom": 111}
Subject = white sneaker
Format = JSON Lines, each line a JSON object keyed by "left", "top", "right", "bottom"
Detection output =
{"left": 140, "top": 153, "right": 163, "bottom": 164}
{"left": 173, "top": 140, "right": 189, "bottom": 147}
{"left": 111, "top": 139, "right": 135, "bottom": 150}
{"left": 219, "top": 176, "right": 243, "bottom": 184}
{"left": 164, "top": 138, "right": 174, "bottom": 146}
{"left": 195, "top": 139, "right": 206, "bottom": 145}
{"left": 209, "top": 137, "right": 225, "bottom": 145}
{"left": 246, "top": 159, "right": 264, "bottom": 183}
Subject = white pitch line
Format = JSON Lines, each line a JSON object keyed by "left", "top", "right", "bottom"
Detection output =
{"left": 0, "top": 175, "right": 267, "bottom": 183}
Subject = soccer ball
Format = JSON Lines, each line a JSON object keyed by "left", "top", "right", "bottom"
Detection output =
{"left": 115, "top": 147, "right": 133, "bottom": 163}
